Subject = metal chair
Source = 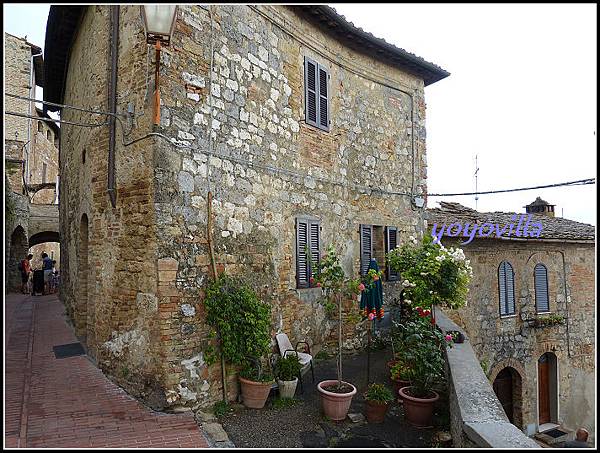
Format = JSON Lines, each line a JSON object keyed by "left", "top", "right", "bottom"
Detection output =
{"left": 275, "top": 332, "right": 314, "bottom": 394}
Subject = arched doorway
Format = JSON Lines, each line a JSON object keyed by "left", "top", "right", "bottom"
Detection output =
{"left": 77, "top": 214, "right": 89, "bottom": 339}
{"left": 9, "top": 226, "right": 29, "bottom": 292}
{"left": 538, "top": 352, "right": 558, "bottom": 425}
{"left": 493, "top": 366, "right": 523, "bottom": 427}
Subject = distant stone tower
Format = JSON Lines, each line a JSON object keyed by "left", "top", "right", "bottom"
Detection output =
{"left": 525, "top": 197, "right": 556, "bottom": 217}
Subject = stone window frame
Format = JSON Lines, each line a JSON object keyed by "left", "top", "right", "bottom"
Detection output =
{"left": 304, "top": 56, "right": 331, "bottom": 132}
{"left": 498, "top": 260, "right": 517, "bottom": 317}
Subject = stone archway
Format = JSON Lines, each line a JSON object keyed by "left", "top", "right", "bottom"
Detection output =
{"left": 76, "top": 214, "right": 89, "bottom": 340}
{"left": 8, "top": 226, "right": 29, "bottom": 292}
{"left": 489, "top": 358, "right": 527, "bottom": 429}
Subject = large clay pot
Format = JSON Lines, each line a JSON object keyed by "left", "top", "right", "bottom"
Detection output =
{"left": 317, "top": 380, "right": 357, "bottom": 421}
{"left": 391, "top": 377, "right": 411, "bottom": 400}
{"left": 399, "top": 386, "right": 439, "bottom": 428}
{"left": 365, "top": 400, "right": 389, "bottom": 423}
{"left": 277, "top": 378, "right": 298, "bottom": 399}
{"left": 239, "top": 376, "right": 273, "bottom": 409}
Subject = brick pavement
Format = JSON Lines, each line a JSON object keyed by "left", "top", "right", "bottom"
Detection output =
{"left": 4, "top": 293, "right": 209, "bottom": 448}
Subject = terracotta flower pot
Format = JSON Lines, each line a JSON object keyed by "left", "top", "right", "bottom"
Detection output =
{"left": 365, "top": 400, "right": 389, "bottom": 423}
{"left": 317, "top": 380, "right": 357, "bottom": 421}
{"left": 391, "top": 377, "right": 411, "bottom": 400}
{"left": 239, "top": 376, "right": 273, "bottom": 409}
{"left": 277, "top": 378, "right": 298, "bottom": 399}
{"left": 399, "top": 386, "right": 439, "bottom": 428}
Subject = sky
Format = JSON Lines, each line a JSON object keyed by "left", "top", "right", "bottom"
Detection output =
{"left": 3, "top": 4, "right": 597, "bottom": 226}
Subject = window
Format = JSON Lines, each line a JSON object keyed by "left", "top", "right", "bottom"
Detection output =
{"left": 304, "top": 56, "right": 330, "bottom": 131}
{"left": 47, "top": 130, "right": 52, "bottom": 141}
{"left": 534, "top": 264, "right": 550, "bottom": 313}
{"left": 498, "top": 261, "right": 516, "bottom": 316}
{"left": 385, "top": 227, "right": 399, "bottom": 281}
{"left": 38, "top": 122, "right": 43, "bottom": 132}
{"left": 296, "top": 217, "right": 320, "bottom": 288}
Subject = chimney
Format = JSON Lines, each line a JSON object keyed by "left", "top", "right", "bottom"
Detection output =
{"left": 525, "top": 197, "right": 555, "bottom": 218}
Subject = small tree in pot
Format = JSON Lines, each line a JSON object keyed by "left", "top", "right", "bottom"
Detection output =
{"left": 274, "top": 354, "right": 302, "bottom": 399}
{"left": 364, "top": 383, "right": 394, "bottom": 423}
{"left": 312, "top": 244, "right": 363, "bottom": 421}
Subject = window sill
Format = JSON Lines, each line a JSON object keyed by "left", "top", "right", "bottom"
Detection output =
{"left": 499, "top": 314, "right": 518, "bottom": 319}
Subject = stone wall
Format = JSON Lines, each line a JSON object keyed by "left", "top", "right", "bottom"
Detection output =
{"left": 59, "top": 5, "right": 430, "bottom": 409}
{"left": 442, "top": 237, "right": 595, "bottom": 442}
{"left": 4, "top": 33, "right": 32, "bottom": 146}
{"left": 29, "top": 115, "right": 59, "bottom": 204}
{"left": 5, "top": 186, "right": 30, "bottom": 292}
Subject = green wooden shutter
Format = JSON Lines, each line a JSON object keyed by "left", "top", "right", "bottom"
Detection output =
{"left": 385, "top": 226, "right": 399, "bottom": 281}
{"left": 304, "top": 57, "right": 318, "bottom": 127}
{"left": 360, "top": 224, "right": 373, "bottom": 276}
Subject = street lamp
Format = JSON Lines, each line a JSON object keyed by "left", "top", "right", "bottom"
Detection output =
{"left": 141, "top": 5, "right": 178, "bottom": 126}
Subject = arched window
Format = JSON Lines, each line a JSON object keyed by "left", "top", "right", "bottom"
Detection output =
{"left": 534, "top": 264, "right": 550, "bottom": 313}
{"left": 499, "top": 261, "right": 515, "bottom": 316}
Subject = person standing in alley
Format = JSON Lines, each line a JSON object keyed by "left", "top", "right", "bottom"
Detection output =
{"left": 42, "top": 253, "right": 53, "bottom": 295}
{"left": 20, "top": 253, "right": 33, "bottom": 294}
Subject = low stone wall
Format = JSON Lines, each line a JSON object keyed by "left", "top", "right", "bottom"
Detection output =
{"left": 435, "top": 308, "right": 538, "bottom": 448}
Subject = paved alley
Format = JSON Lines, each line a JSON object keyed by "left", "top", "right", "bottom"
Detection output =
{"left": 4, "top": 293, "right": 208, "bottom": 448}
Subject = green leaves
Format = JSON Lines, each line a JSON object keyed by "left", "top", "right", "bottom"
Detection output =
{"left": 204, "top": 274, "right": 272, "bottom": 366}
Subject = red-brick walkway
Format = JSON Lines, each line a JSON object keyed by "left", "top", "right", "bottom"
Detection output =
{"left": 4, "top": 293, "right": 209, "bottom": 448}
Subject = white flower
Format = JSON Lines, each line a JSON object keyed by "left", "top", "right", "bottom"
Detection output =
{"left": 405, "top": 299, "right": 412, "bottom": 305}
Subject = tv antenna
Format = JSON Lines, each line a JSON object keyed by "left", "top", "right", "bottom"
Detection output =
{"left": 474, "top": 154, "right": 479, "bottom": 210}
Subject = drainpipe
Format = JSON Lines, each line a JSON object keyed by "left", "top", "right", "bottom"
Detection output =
{"left": 557, "top": 250, "right": 572, "bottom": 358}
{"left": 107, "top": 5, "right": 119, "bottom": 208}
{"left": 27, "top": 49, "right": 43, "bottom": 187}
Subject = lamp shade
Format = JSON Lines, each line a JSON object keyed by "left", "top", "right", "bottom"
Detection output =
{"left": 141, "top": 5, "right": 177, "bottom": 44}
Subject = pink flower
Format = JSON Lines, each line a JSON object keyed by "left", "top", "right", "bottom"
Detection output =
{"left": 423, "top": 309, "right": 431, "bottom": 317}
{"left": 358, "top": 283, "right": 366, "bottom": 292}
{"left": 309, "top": 277, "right": 315, "bottom": 284}
{"left": 445, "top": 334, "right": 453, "bottom": 342}
{"left": 368, "top": 313, "right": 376, "bottom": 321}
{"left": 316, "top": 282, "right": 321, "bottom": 287}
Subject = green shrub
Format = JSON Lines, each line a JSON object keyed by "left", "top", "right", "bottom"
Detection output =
{"left": 365, "top": 383, "right": 394, "bottom": 403}
{"left": 274, "top": 354, "right": 302, "bottom": 381}
{"left": 213, "top": 400, "right": 232, "bottom": 417}
{"left": 204, "top": 274, "right": 272, "bottom": 365}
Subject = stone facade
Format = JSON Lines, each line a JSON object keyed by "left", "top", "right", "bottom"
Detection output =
{"left": 430, "top": 229, "right": 595, "bottom": 441}
{"left": 54, "top": 5, "right": 444, "bottom": 409}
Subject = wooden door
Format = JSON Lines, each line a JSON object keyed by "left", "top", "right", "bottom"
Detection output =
{"left": 538, "top": 354, "right": 551, "bottom": 424}
{"left": 493, "top": 368, "right": 514, "bottom": 423}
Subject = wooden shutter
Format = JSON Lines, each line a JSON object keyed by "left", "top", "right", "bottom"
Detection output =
{"left": 296, "top": 219, "right": 309, "bottom": 288}
{"left": 499, "top": 261, "right": 515, "bottom": 315}
{"left": 360, "top": 224, "right": 373, "bottom": 276}
{"left": 296, "top": 218, "right": 320, "bottom": 288}
{"left": 385, "top": 226, "right": 399, "bottom": 281}
{"left": 304, "top": 57, "right": 318, "bottom": 127}
{"left": 534, "top": 264, "right": 549, "bottom": 313}
{"left": 309, "top": 221, "right": 320, "bottom": 279}
{"left": 318, "top": 66, "right": 330, "bottom": 131}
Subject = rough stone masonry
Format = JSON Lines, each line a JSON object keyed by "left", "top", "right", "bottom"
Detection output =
{"left": 52, "top": 5, "right": 448, "bottom": 409}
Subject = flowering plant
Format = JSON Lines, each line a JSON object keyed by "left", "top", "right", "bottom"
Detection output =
{"left": 386, "top": 234, "right": 472, "bottom": 311}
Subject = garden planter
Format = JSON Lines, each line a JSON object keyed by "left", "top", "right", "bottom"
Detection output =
{"left": 391, "top": 377, "right": 411, "bottom": 400}
{"left": 317, "top": 380, "right": 357, "bottom": 421}
{"left": 239, "top": 376, "right": 273, "bottom": 409}
{"left": 365, "top": 400, "right": 389, "bottom": 423}
{"left": 277, "top": 378, "right": 298, "bottom": 399}
{"left": 399, "top": 387, "right": 439, "bottom": 428}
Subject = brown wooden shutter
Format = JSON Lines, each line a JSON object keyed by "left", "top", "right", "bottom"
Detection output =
{"left": 318, "top": 66, "right": 330, "bottom": 131}
{"left": 296, "top": 219, "right": 309, "bottom": 288}
{"left": 304, "top": 57, "right": 318, "bottom": 127}
{"left": 385, "top": 226, "right": 399, "bottom": 281}
{"left": 360, "top": 224, "right": 373, "bottom": 276}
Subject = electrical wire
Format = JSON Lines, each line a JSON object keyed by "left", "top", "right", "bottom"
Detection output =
{"left": 5, "top": 111, "right": 110, "bottom": 128}
{"left": 428, "top": 179, "right": 595, "bottom": 197}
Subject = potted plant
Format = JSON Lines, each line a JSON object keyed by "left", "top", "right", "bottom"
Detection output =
{"left": 238, "top": 358, "right": 275, "bottom": 409}
{"left": 274, "top": 354, "right": 302, "bottom": 399}
{"left": 390, "top": 361, "right": 412, "bottom": 398}
{"left": 312, "top": 244, "right": 363, "bottom": 421}
{"left": 364, "top": 383, "right": 394, "bottom": 423}
{"left": 398, "top": 318, "right": 453, "bottom": 427}
{"left": 446, "top": 330, "right": 465, "bottom": 343}
{"left": 204, "top": 274, "right": 273, "bottom": 409}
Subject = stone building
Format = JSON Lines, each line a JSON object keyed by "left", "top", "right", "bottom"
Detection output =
{"left": 4, "top": 32, "right": 60, "bottom": 289}
{"left": 44, "top": 5, "right": 449, "bottom": 409}
{"left": 427, "top": 200, "right": 595, "bottom": 442}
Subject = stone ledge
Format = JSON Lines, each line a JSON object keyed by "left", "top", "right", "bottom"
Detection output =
{"left": 435, "top": 307, "right": 538, "bottom": 448}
